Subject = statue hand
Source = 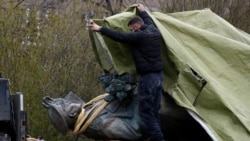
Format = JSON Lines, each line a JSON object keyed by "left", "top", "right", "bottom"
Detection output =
{"left": 104, "top": 94, "right": 115, "bottom": 102}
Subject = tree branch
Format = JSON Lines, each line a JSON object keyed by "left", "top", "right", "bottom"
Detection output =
{"left": 14, "top": 0, "right": 24, "bottom": 9}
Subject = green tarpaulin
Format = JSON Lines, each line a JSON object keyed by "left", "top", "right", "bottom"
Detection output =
{"left": 89, "top": 5, "right": 250, "bottom": 141}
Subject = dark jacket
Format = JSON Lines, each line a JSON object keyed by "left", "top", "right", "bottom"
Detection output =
{"left": 99, "top": 11, "right": 163, "bottom": 74}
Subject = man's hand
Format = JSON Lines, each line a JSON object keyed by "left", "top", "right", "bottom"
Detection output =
{"left": 90, "top": 22, "right": 102, "bottom": 32}
{"left": 137, "top": 3, "right": 145, "bottom": 12}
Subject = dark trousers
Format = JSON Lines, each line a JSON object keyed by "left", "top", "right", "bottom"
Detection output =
{"left": 138, "top": 72, "right": 164, "bottom": 141}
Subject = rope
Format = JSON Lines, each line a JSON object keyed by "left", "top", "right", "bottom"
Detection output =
{"left": 26, "top": 137, "right": 44, "bottom": 141}
{"left": 26, "top": 138, "right": 37, "bottom": 141}
{"left": 70, "top": 93, "right": 110, "bottom": 135}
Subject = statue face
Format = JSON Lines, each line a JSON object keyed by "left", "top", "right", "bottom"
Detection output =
{"left": 43, "top": 92, "right": 84, "bottom": 134}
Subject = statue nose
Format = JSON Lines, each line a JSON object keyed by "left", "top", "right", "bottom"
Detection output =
{"left": 42, "top": 96, "right": 54, "bottom": 108}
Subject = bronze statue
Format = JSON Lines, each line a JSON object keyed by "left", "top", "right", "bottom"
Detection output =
{"left": 43, "top": 73, "right": 212, "bottom": 141}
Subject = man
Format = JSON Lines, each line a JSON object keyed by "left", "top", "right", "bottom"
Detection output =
{"left": 90, "top": 4, "right": 165, "bottom": 141}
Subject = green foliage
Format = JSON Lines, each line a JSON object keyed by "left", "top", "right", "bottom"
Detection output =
{"left": 0, "top": 3, "right": 103, "bottom": 141}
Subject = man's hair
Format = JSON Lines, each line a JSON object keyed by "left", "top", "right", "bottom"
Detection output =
{"left": 127, "top": 16, "right": 144, "bottom": 26}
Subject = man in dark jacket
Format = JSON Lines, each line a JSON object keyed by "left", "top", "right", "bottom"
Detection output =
{"left": 91, "top": 4, "right": 165, "bottom": 141}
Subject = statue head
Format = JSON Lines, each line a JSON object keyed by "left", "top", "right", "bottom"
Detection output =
{"left": 42, "top": 92, "right": 84, "bottom": 134}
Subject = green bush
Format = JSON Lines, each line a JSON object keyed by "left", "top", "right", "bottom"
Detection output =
{"left": 0, "top": 3, "right": 103, "bottom": 140}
